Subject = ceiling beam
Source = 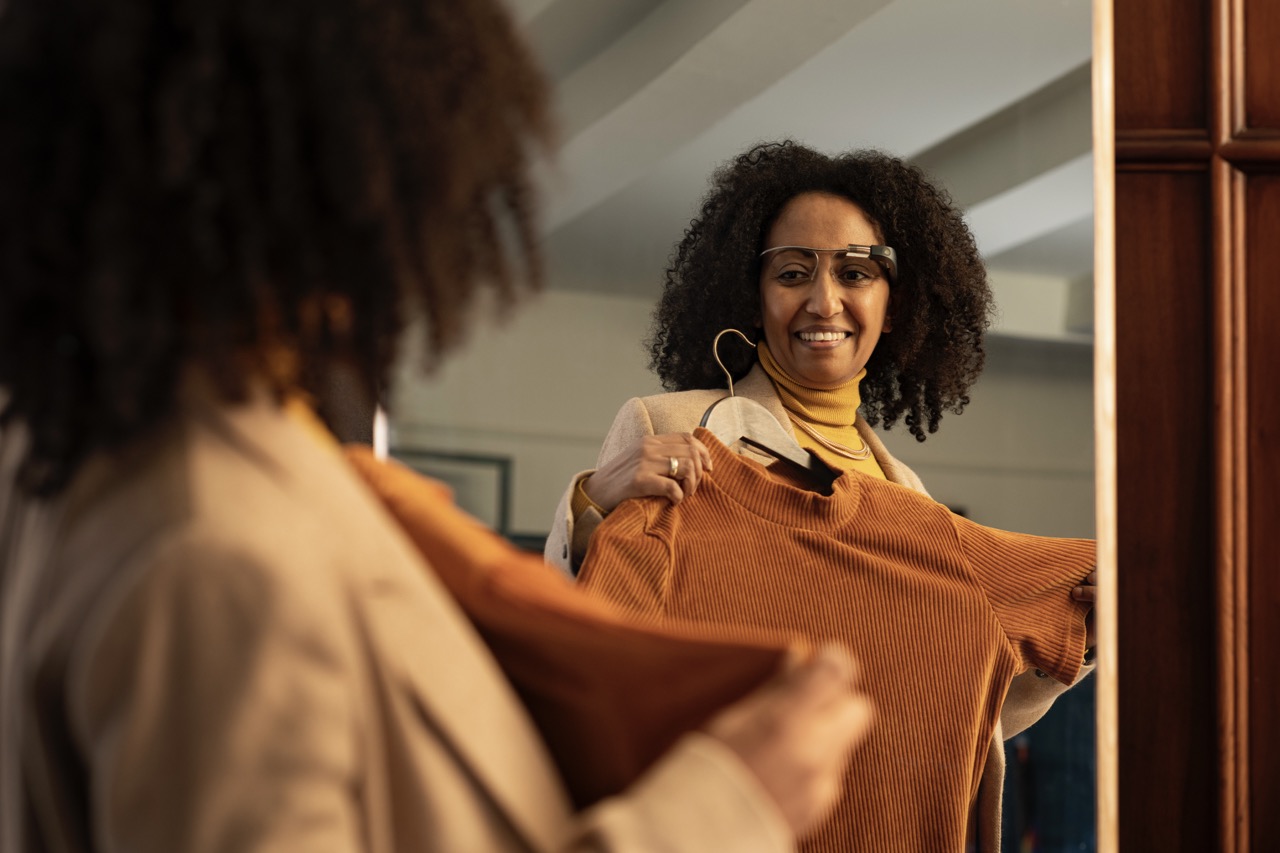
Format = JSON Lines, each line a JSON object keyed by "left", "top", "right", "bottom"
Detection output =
{"left": 912, "top": 63, "right": 1092, "bottom": 209}
{"left": 537, "top": 0, "right": 892, "bottom": 230}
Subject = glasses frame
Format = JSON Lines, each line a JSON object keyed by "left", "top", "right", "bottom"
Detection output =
{"left": 758, "top": 244, "right": 898, "bottom": 284}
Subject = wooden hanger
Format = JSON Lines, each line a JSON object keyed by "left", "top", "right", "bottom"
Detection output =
{"left": 698, "top": 330, "right": 839, "bottom": 493}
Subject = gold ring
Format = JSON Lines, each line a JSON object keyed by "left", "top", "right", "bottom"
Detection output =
{"left": 668, "top": 456, "right": 680, "bottom": 478}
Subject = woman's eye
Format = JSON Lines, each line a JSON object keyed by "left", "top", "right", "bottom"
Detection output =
{"left": 777, "top": 268, "right": 812, "bottom": 284}
{"left": 838, "top": 263, "right": 879, "bottom": 284}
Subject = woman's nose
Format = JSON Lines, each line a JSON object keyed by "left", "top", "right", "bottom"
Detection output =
{"left": 805, "top": 275, "right": 843, "bottom": 317}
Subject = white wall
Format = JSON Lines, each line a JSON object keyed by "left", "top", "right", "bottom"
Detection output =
{"left": 389, "top": 291, "right": 1095, "bottom": 542}
{"left": 389, "top": 289, "right": 662, "bottom": 537}
{"left": 878, "top": 336, "right": 1095, "bottom": 539}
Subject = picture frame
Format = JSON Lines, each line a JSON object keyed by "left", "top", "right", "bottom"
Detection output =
{"left": 390, "top": 448, "right": 512, "bottom": 535}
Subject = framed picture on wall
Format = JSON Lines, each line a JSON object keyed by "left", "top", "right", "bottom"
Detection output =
{"left": 390, "top": 448, "right": 512, "bottom": 536}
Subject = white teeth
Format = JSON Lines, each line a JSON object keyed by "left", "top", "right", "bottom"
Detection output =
{"left": 798, "top": 331, "right": 848, "bottom": 342}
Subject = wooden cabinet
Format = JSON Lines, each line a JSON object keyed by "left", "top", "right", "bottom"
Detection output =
{"left": 1110, "top": 0, "right": 1279, "bottom": 848}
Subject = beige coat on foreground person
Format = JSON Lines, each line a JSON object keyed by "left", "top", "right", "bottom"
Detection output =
{"left": 0, "top": 386, "right": 792, "bottom": 853}
{"left": 546, "top": 363, "right": 1095, "bottom": 851}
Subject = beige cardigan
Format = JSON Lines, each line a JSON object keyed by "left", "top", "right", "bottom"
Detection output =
{"left": 0, "top": 387, "right": 792, "bottom": 853}
{"left": 546, "top": 363, "right": 1094, "bottom": 853}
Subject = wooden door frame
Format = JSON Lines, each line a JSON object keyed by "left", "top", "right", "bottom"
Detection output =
{"left": 1090, "top": 4, "right": 1117, "bottom": 852}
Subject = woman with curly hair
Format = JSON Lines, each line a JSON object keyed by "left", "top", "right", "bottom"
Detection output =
{"left": 0, "top": 4, "right": 877, "bottom": 851}
{"left": 547, "top": 141, "right": 997, "bottom": 567}
{"left": 546, "top": 140, "right": 1096, "bottom": 851}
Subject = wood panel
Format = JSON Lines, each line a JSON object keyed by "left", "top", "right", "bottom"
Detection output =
{"left": 1114, "top": 0, "right": 1209, "bottom": 131}
{"left": 1243, "top": 0, "right": 1280, "bottom": 129}
{"left": 1245, "top": 172, "right": 1280, "bottom": 845}
{"left": 1113, "top": 170, "right": 1218, "bottom": 852}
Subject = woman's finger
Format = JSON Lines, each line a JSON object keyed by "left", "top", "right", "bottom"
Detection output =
{"left": 1071, "top": 569, "right": 1098, "bottom": 602}
{"left": 587, "top": 433, "right": 714, "bottom": 510}
{"left": 682, "top": 435, "right": 712, "bottom": 496}
{"left": 651, "top": 434, "right": 712, "bottom": 501}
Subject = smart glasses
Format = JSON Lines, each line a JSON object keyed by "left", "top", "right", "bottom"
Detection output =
{"left": 758, "top": 244, "right": 898, "bottom": 285}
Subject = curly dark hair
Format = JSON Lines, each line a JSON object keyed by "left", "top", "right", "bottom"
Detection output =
{"left": 0, "top": 0, "right": 551, "bottom": 496}
{"left": 647, "top": 140, "right": 993, "bottom": 442}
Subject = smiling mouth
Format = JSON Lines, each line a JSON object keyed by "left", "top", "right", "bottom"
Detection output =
{"left": 797, "top": 331, "right": 850, "bottom": 342}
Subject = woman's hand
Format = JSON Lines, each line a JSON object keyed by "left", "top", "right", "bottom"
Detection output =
{"left": 582, "top": 433, "right": 713, "bottom": 513}
{"left": 703, "top": 644, "right": 874, "bottom": 838}
{"left": 1072, "top": 571, "right": 1097, "bottom": 650}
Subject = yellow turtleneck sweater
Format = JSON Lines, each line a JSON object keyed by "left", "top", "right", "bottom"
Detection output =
{"left": 756, "top": 340, "right": 887, "bottom": 481}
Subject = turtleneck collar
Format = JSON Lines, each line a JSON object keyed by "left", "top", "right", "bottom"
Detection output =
{"left": 756, "top": 339, "right": 886, "bottom": 479}
{"left": 757, "top": 338, "right": 864, "bottom": 429}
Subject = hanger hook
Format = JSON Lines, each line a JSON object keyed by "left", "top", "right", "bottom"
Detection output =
{"left": 712, "top": 328, "right": 756, "bottom": 397}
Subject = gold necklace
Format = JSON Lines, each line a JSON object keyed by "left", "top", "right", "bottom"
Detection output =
{"left": 786, "top": 413, "right": 872, "bottom": 461}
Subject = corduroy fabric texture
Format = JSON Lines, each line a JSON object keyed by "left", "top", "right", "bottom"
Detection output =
{"left": 578, "top": 428, "right": 1093, "bottom": 852}
{"left": 343, "top": 445, "right": 800, "bottom": 810}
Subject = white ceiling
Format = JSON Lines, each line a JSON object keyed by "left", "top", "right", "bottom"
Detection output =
{"left": 507, "top": 0, "right": 1095, "bottom": 343}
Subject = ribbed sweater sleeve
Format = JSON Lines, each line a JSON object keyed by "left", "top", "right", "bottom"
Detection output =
{"left": 953, "top": 516, "right": 1093, "bottom": 685}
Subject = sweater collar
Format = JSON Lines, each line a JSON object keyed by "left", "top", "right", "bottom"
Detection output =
{"left": 692, "top": 427, "right": 863, "bottom": 525}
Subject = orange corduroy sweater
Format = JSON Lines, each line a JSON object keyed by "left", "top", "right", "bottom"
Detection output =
{"left": 578, "top": 428, "right": 1093, "bottom": 852}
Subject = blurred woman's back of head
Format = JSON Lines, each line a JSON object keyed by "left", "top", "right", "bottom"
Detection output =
{"left": 0, "top": 0, "right": 553, "bottom": 496}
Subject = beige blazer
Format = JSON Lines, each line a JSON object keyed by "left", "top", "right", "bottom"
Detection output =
{"left": 0, "top": 388, "right": 791, "bottom": 853}
{"left": 544, "top": 363, "right": 1094, "bottom": 852}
